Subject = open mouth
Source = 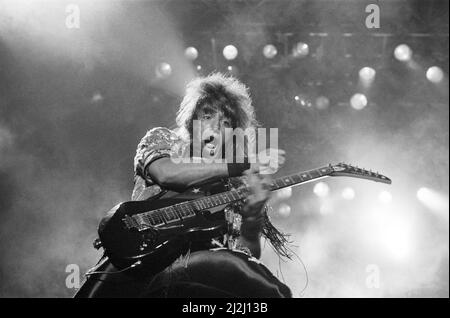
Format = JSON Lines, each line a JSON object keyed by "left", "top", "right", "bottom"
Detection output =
{"left": 203, "top": 136, "right": 218, "bottom": 156}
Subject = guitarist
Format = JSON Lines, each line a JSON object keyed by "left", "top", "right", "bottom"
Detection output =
{"left": 76, "top": 73, "right": 292, "bottom": 297}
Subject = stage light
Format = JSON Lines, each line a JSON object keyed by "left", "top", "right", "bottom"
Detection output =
{"left": 226, "top": 65, "right": 239, "bottom": 76}
{"left": 196, "top": 65, "right": 202, "bottom": 71}
{"left": 359, "top": 67, "right": 376, "bottom": 82}
{"left": 417, "top": 187, "right": 432, "bottom": 202}
{"left": 314, "top": 182, "right": 329, "bottom": 197}
{"left": 223, "top": 45, "right": 238, "bottom": 60}
{"left": 342, "top": 187, "right": 355, "bottom": 200}
{"left": 417, "top": 187, "right": 449, "bottom": 216}
{"left": 350, "top": 93, "right": 368, "bottom": 110}
{"left": 378, "top": 190, "right": 392, "bottom": 204}
{"left": 315, "top": 96, "right": 330, "bottom": 110}
{"left": 292, "top": 42, "right": 309, "bottom": 58}
{"left": 155, "top": 62, "right": 172, "bottom": 78}
{"left": 366, "top": 209, "right": 412, "bottom": 261}
{"left": 184, "top": 46, "right": 198, "bottom": 60}
{"left": 263, "top": 44, "right": 278, "bottom": 59}
{"left": 278, "top": 203, "right": 291, "bottom": 217}
{"left": 394, "top": 44, "right": 412, "bottom": 62}
{"left": 294, "top": 95, "right": 311, "bottom": 107}
{"left": 381, "top": 214, "right": 411, "bottom": 260}
{"left": 90, "top": 92, "right": 103, "bottom": 104}
{"left": 426, "top": 66, "right": 444, "bottom": 83}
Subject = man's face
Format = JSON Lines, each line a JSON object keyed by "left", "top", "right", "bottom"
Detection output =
{"left": 195, "top": 108, "right": 233, "bottom": 159}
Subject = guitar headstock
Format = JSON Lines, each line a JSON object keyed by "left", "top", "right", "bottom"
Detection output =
{"left": 329, "top": 163, "right": 392, "bottom": 184}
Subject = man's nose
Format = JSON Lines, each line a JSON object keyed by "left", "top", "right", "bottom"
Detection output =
{"left": 209, "top": 118, "right": 221, "bottom": 132}
{"left": 209, "top": 119, "right": 221, "bottom": 134}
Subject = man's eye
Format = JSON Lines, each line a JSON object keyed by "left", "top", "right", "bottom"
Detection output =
{"left": 223, "top": 120, "right": 231, "bottom": 127}
{"left": 203, "top": 114, "right": 212, "bottom": 120}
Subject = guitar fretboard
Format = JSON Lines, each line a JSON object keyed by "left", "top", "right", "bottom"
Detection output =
{"left": 124, "top": 165, "right": 334, "bottom": 231}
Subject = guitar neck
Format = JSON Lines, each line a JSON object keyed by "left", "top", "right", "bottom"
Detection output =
{"left": 195, "top": 164, "right": 333, "bottom": 207}
{"left": 126, "top": 162, "right": 391, "bottom": 229}
{"left": 132, "top": 165, "right": 333, "bottom": 227}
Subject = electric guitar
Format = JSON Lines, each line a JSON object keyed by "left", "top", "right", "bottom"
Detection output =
{"left": 96, "top": 163, "right": 391, "bottom": 273}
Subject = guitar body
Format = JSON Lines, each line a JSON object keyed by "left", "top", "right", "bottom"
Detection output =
{"left": 98, "top": 184, "right": 229, "bottom": 273}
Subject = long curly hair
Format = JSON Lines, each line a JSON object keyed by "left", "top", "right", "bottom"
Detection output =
{"left": 175, "top": 72, "right": 258, "bottom": 141}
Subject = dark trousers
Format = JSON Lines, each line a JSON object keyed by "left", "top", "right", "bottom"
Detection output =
{"left": 75, "top": 249, "right": 291, "bottom": 298}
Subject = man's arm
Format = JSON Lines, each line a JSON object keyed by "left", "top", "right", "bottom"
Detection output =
{"left": 146, "top": 149, "right": 286, "bottom": 191}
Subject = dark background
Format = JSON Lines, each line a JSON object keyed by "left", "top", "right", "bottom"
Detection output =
{"left": 0, "top": 0, "right": 448, "bottom": 297}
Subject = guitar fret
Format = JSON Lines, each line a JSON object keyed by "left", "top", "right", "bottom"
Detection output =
{"left": 182, "top": 205, "right": 190, "bottom": 215}
{"left": 170, "top": 206, "right": 181, "bottom": 218}
{"left": 174, "top": 207, "right": 183, "bottom": 218}
{"left": 274, "top": 179, "right": 284, "bottom": 188}
{"left": 288, "top": 175, "right": 296, "bottom": 184}
{"left": 127, "top": 215, "right": 139, "bottom": 229}
{"left": 143, "top": 213, "right": 153, "bottom": 225}
{"left": 291, "top": 174, "right": 302, "bottom": 183}
{"left": 148, "top": 213, "right": 162, "bottom": 226}
{"left": 173, "top": 205, "right": 183, "bottom": 217}
{"left": 309, "top": 170, "right": 321, "bottom": 179}
{"left": 182, "top": 205, "right": 193, "bottom": 217}
{"left": 139, "top": 214, "right": 148, "bottom": 226}
{"left": 191, "top": 201, "right": 199, "bottom": 211}
{"left": 145, "top": 214, "right": 154, "bottom": 225}
{"left": 224, "top": 193, "right": 232, "bottom": 202}
{"left": 162, "top": 208, "right": 174, "bottom": 221}
{"left": 179, "top": 205, "right": 191, "bottom": 217}
{"left": 284, "top": 176, "right": 294, "bottom": 185}
{"left": 154, "top": 212, "right": 165, "bottom": 225}
{"left": 186, "top": 204, "right": 195, "bottom": 215}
